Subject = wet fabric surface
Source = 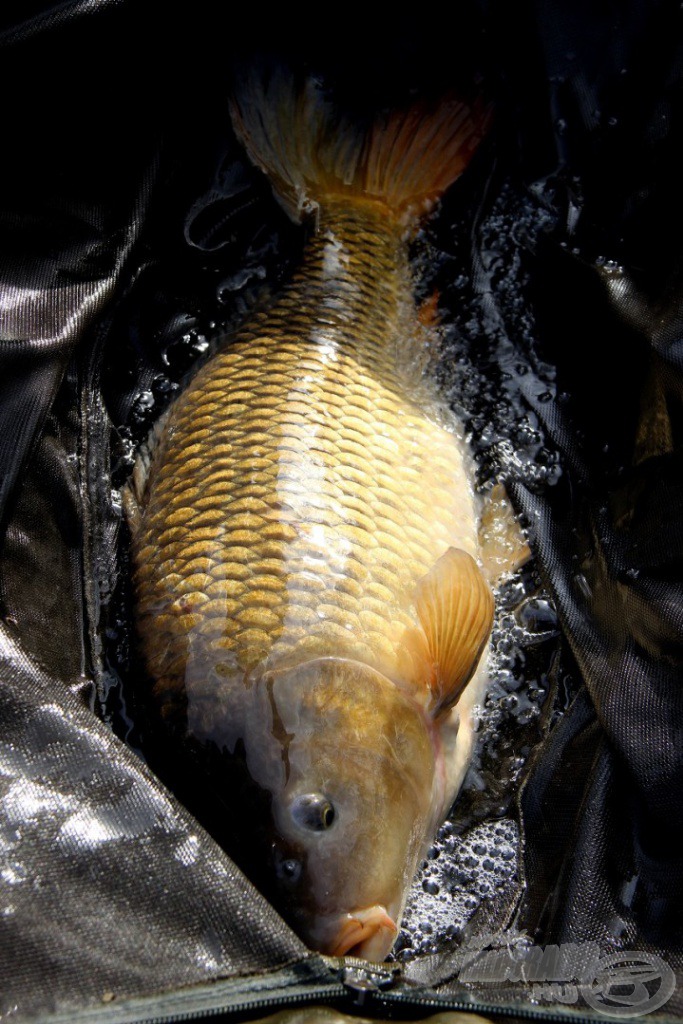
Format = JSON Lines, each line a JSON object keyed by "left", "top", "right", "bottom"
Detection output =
{"left": 0, "top": 632, "right": 312, "bottom": 1019}
{"left": 1, "top": 1, "right": 682, "bottom": 1021}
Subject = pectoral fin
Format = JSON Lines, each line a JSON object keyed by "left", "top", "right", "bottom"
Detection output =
{"left": 400, "top": 547, "right": 495, "bottom": 720}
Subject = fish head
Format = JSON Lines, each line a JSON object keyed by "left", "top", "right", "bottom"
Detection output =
{"left": 246, "top": 657, "right": 441, "bottom": 960}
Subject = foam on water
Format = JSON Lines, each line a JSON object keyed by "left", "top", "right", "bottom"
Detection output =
{"left": 394, "top": 817, "right": 520, "bottom": 960}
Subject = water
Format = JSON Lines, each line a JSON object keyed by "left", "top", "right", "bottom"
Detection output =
{"left": 395, "top": 817, "right": 520, "bottom": 959}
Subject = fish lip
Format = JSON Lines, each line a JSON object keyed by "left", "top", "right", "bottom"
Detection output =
{"left": 327, "top": 905, "right": 398, "bottom": 960}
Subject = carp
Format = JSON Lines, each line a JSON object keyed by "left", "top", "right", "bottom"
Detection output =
{"left": 126, "top": 69, "right": 525, "bottom": 960}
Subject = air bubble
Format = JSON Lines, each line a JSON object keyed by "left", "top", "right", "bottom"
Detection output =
{"left": 152, "top": 375, "right": 179, "bottom": 400}
{"left": 130, "top": 392, "right": 154, "bottom": 426}
{"left": 517, "top": 597, "right": 558, "bottom": 635}
{"left": 395, "top": 816, "right": 521, "bottom": 962}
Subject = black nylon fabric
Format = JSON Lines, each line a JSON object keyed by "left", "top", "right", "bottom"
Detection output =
{"left": 1, "top": 2, "right": 682, "bottom": 1021}
{"left": 483, "top": 0, "right": 683, "bottom": 960}
{"left": 0, "top": 632, "right": 315, "bottom": 1018}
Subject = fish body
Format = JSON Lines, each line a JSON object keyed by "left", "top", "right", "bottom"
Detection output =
{"left": 127, "top": 75, "right": 497, "bottom": 960}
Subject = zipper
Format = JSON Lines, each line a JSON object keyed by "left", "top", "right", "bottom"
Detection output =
{"left": 36, "top": 960, "right": 345, "bottom": 1024}
{"left": 338, "top": 963, "right": 632, "bottom": 1024}
{"left": 35, "top": 961, "right": 398, "bottom": 1024}
{"left": 374, "top": 990, "right": 631, "bottom": 1024}
{"left": 34, "top": 956, "right": 654, "bottom": 1024}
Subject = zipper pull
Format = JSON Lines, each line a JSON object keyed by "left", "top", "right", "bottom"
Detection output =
{"left": 339, "top": 962, "right": 402, "bottom": 1007}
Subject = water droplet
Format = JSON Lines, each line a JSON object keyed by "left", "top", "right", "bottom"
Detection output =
{"left": 152, "top": 375, "right": 179, "bottom": 399}
{"left": 134, "top": 391, "right": 154, "bottom": 412}
{"left": 516, "top": 597, "right": 558, "bottom": 635}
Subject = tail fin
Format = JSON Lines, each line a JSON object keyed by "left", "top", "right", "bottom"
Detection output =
{"left": 229, "top": 67, "right": 489, "bottom": 227}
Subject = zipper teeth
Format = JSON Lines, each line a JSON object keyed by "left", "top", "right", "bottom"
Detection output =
{"left": 131, "top": 989, "right": 645, "bottom": 1024}
{"left": 389, "top": 997, "right": 682, "bottom": 1024}
{"left": 43, "top": 980, "right": 347, "bottom": 1024}
{"left": 39, "top": 973, "right": 660, "bottom": 1024}
{"left": 108, "top": 972, "right": 652, "bottom": 1024}
{"left": 129, "top": 985, "right": 347, "bottom": 1024}
{"left": 379, "top": 991, "right": 616, "bottom": 1024}
{"left": 42, "top": 955, "right": 675, "bottom": 1024}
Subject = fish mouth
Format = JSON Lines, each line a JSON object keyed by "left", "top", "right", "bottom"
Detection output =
{"left": 328, "top": 905, "right": 398, "bottom": 961}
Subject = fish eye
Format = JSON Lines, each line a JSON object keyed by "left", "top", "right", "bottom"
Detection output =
{"left": 276, "top": 857, "right": 302, "bottom": 886}
{"left": 291, "top": 792, "right": 336, "bottom": 832}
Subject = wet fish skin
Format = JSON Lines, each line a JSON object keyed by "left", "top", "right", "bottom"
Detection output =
{"left": 187, "top": 656, "right": 439, "bottom": 957}
{"left": 133, "top": 201, "right": 478, "bottom": 705}
{"left": 127, "top": 81, "right": 495, "bottom": 960}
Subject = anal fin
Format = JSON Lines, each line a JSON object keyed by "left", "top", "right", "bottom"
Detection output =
{"left": 479, "top": 483, "right": 531, "bottom": 582}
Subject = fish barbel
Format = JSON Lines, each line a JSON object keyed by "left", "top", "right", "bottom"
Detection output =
{"left": 126, "top": 72, "right": 508, "bottom": 961}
